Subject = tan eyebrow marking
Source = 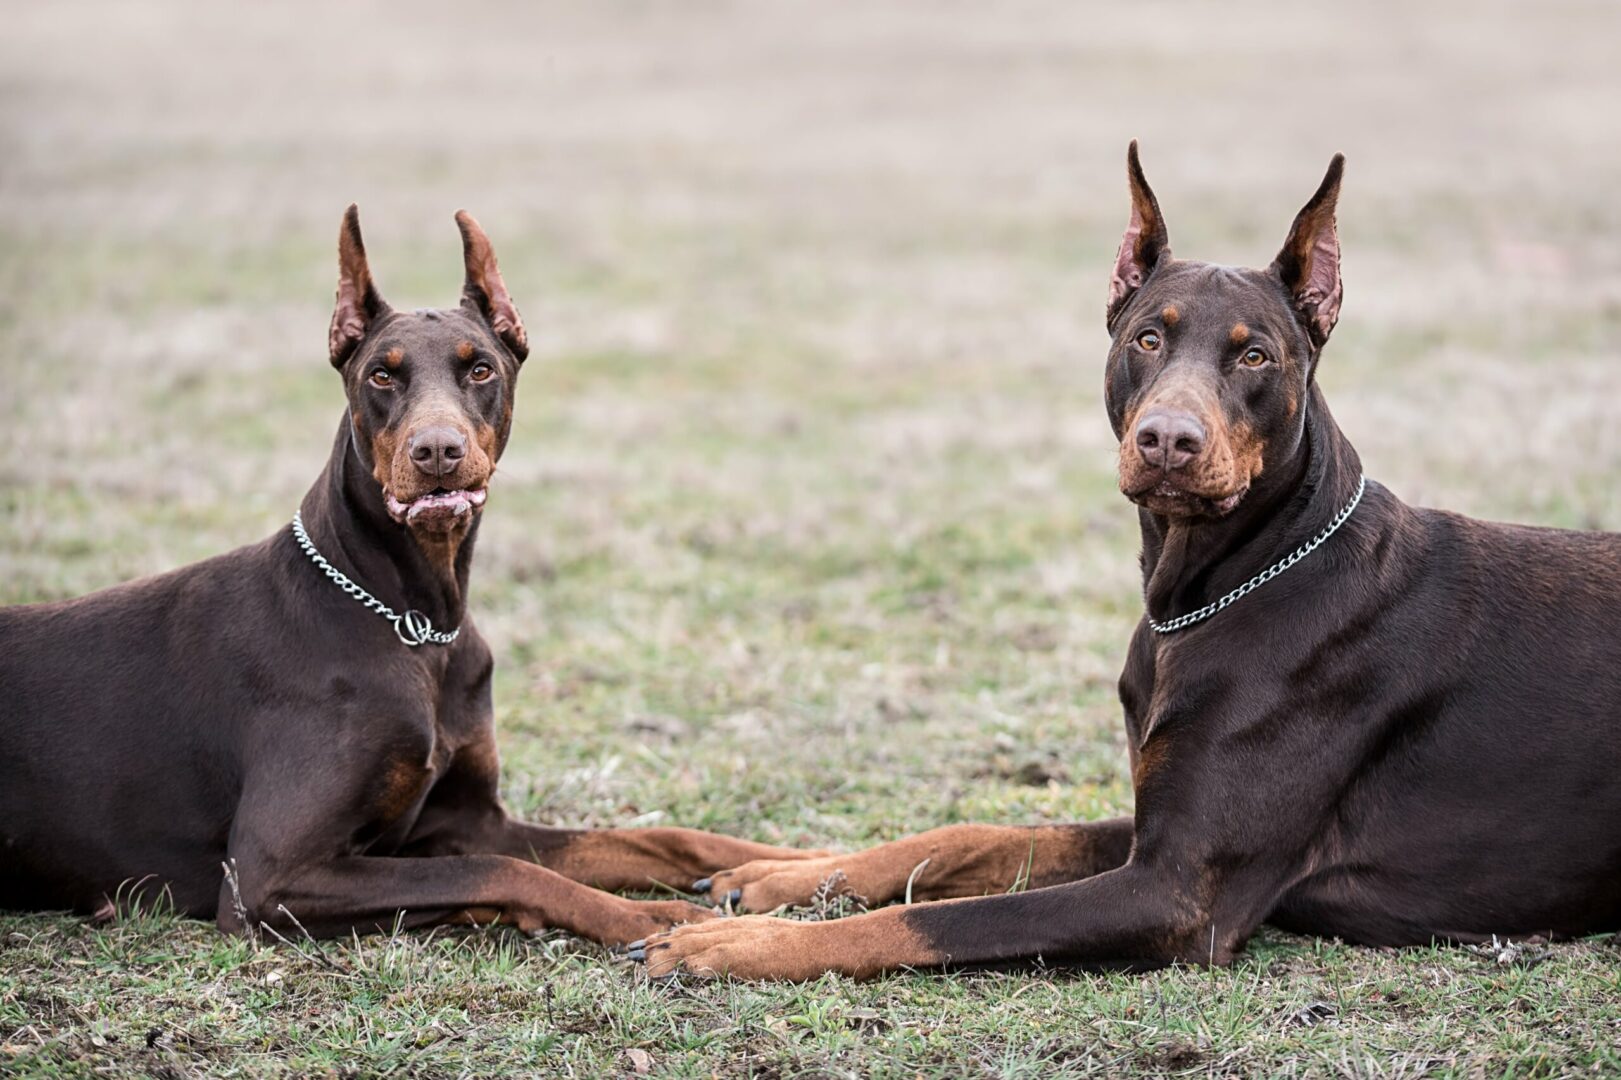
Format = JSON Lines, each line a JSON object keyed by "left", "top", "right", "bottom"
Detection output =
{"left": 1229, "top": 323, "right": 1250, "bottom": 345}
{"left": 456, "top": 341, "right": 475, "bottom": 361}
{"left": 384, "top": 347, "right": 404, "bottom": 368}
{"left": 1161, "top": 306, "right": 1179, "bottom": 326}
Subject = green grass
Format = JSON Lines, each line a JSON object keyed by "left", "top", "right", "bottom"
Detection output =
{"left": 6, "top": 912, "right": 1620, "bottom": 1076}
{"left": 4, "top": 0, "right": 1621, "bottom": 1074}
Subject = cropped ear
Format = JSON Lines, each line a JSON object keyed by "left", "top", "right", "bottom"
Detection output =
{"left": 455, "top": 210, "right": 528, "bottom": 362}
{"left": 1272, "top": 154, "right": 1345, "bottom": 350}
{"left": 1107, "top": 140, "right": 1171, "bottom": 330}
{"left": 329, "top": 204, "right": 391, "bottom": 368}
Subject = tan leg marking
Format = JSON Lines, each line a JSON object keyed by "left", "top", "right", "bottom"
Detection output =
{"left": 227, "top": 855, "right": 717, "bottom": 947}
{"left": 401, "top": 861, "right": 719, "bottom": 944}
{"left": 540, "top": 827, "right": 830, "bottom": 893}
{"left": 642, "top": 906, "right": 940, "bottom": 981}
{"left": 704, "top": 823, "right": 1122, "bottom": 912}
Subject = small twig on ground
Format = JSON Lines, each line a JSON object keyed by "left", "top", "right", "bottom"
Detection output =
{"left": 789, "top": 871, "right": 868, "bottom": 921}
{"left": 274, "top": 904, "right": 345, "bottom": 973}
{"left": 219, "top": 860, "right": 256, "bottom": 948}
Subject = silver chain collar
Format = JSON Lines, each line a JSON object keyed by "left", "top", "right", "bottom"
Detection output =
{"left": 1147, "top": 474, "right": 1367, "bottom": 635}
{"left": 290, "top": 511, "right": 460, "bottom": 647}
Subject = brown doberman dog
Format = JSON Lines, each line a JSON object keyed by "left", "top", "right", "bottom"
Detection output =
{"left": 0, "top": 207, "right": 821, "bottom": 945}
{"left": 632, "top": 145, "right": 1621, "bottom": 979}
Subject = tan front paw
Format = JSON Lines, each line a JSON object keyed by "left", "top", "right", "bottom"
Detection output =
{"left": 630, "top": 916, "right": 825, "bottom": 981}
{"left": 694, "top": 856, "right": 854, "bottom": 912}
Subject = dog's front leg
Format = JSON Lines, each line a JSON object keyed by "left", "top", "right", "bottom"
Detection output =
{"left": 690, "top": 818, "right": 1135, "bottom": 911}
{"left": 216, "top": 852, "right": 714, "bottom": 945}
{"left": 398, "top": 742, "right": 829, "bottom": 894}
{"left": 635, "top": 859, "right": 1243, "bottom": 981}
{"left": 496, "top": 821, "right": 833, "bottom": 894}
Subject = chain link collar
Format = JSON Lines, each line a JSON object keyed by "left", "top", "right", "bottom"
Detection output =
{"left": 291, "top": 511, "right": 460, "bottom": 647}
{"left": 1147, "top": 474, "right": 1367, "bottom": 635}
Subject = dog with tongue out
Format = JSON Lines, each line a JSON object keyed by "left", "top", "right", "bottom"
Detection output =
{"left": 329, "top": 204, "right": 525, "bottom": 551}
{"left": 0, "top": 206, "right": 814, "bottom": 945}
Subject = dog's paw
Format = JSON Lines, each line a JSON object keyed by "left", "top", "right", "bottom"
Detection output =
{"left": 692, "top": 856, "right": 848, "bottom": 912}
{"left": 686, "top": 843, "right": 833, "bottom": 899}
{"left": 629, "top": 916, "right": 823, "bottom": 981}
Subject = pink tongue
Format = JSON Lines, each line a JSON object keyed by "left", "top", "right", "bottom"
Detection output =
{"left": 409, "top": 494, "right": 469, "bottom": 521}
{"left": 389, "top": 488, "right": 488, "bottom": 522}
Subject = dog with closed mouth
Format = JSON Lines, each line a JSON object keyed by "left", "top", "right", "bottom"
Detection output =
{"left": 630, "top": 144, "right": 1621, "bottom": 980}
{"left": 0, "top": 207, "right": 822, "bottom": 944}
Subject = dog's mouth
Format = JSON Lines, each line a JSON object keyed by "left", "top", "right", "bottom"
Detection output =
{"left": 384, "top": 485, "right": 489, "bottom": 528}
{"left": 1128, "top": 480, "right": 1249, "bottom": 518}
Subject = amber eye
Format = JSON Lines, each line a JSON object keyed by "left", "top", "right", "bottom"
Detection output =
{"left": 1240, "top": 347, "right": 1268, "bottom": 368}
{"left": 368, "top": 369, "right": 393, "bottom": 388}
{"left": 1135, "top": 329, "right": 1162, "bottom": 351}
{"left": 469, "top": 361, "right": 494, "bottom": 383}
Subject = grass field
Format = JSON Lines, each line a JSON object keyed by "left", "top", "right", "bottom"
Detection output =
{"left": 3, "top": 1, "right": 1621, "bottom": 1075}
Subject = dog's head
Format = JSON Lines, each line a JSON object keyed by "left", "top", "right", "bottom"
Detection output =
{"left": 327, "top": 206, "right": 527, "bottom": 535}
{"left": 1103, "top": 142, "right": 1344, "bottom": 521}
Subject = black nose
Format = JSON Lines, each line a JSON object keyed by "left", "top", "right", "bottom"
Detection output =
{"left": 1135, "top": 410, "right": 1205, "bottom": 472}
{"left": 408, "top": 426, "right": 468, "bottom": 478}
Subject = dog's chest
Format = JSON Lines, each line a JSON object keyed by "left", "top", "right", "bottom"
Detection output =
{"left": 359, "top": 645, "right": 496, "bottom": 850}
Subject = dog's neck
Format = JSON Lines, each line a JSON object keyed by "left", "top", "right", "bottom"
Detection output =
{"left": 296, "top": 417, "right": 479, "bottom": 634}
{"left": 1138, "top": 383, "right": 1363, "bottom": 627}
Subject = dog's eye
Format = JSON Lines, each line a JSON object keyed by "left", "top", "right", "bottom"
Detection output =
{"left": 1240, "top": 348, "right": 1268, "bottom": 368}
{"left": 1135, "top": 329, "right": 1162, "bottom": 351}
{"left": 468, "top": 362, "right": 494, "bottom": 383}
{"left": 368, "top": 369, "right": 393, "bottom": 388}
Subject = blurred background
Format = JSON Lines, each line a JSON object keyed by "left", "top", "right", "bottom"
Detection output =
{"left": 4, "top": 0, "right": 1619, "bottom": 820}
{"left": 4, "top": 2, "right": 1621, "bottom": 1073}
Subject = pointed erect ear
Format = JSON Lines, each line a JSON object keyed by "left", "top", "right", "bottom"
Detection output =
{"left": 455, "top": 210, "right": 528, "bottom": 362}
{"left": 1107, "top": 140, "right": 1171, "bottom": 330}
{"left": 1272, "top": 154, "right": 1345, "bottom": 350}
{"left": 329, "top": 204, "right": 391, "bottom": 368}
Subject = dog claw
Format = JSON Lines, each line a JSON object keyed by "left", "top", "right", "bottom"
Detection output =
{"left": 727, "top": 888, "right": 743, "bottom": 906}
{"left": 625, "top": 938, "right": 647, "bottom": 951}
{"left": 692, "top": 877, "right": 712, "bottom": 894}
{"left": 625, "top": 948, "right": 646, "bottom": 962}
